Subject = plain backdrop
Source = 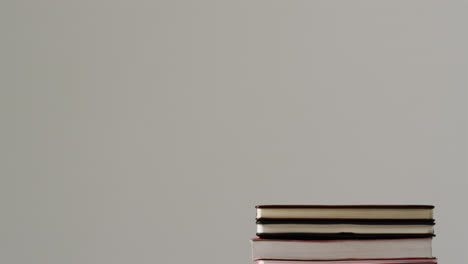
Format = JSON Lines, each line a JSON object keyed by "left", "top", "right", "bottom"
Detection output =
{"left": 1, "top": 0, "right": 467, "bottom": 263}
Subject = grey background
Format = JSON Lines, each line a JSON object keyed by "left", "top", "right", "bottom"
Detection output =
{"left": 1, "top": 0, "right": 467, "bottom": 263}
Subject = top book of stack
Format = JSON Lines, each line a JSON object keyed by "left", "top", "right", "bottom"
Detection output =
{"left": 256, "top": 205, "right": 434, "bottom": 219}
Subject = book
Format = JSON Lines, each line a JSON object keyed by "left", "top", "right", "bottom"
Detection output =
{"left": 256, "top": 218, "right": 435, "bottom": 240}
{"left": 256, "top": 205, "right": 434, "bottom": 220}
{"left": 255, "top": 259, "right": 437, "bottom": 264}
{"left": 251, "top": 238, "right": 433, "bottom": 260}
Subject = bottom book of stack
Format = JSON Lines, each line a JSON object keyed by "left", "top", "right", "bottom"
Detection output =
{"left": 252, "top": 238, "right": 433, "bottom": 260}
{"left": 256, "top": 260, "right": 437, "bottom": 264}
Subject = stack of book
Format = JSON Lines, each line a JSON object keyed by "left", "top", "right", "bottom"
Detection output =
{"left": 251, "top": 205, "right": 436, "bottom": 264}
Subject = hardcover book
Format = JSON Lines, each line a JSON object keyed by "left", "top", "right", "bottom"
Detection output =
{"left": 256, "top": 205, "right": 434, "bottom": 220}
{"left": 256, "top": 218, "right": 435, "bottom": 240}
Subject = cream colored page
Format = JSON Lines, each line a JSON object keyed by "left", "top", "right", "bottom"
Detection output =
{"left": 257, "top": 224, "right": 434, "bottom": 233}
